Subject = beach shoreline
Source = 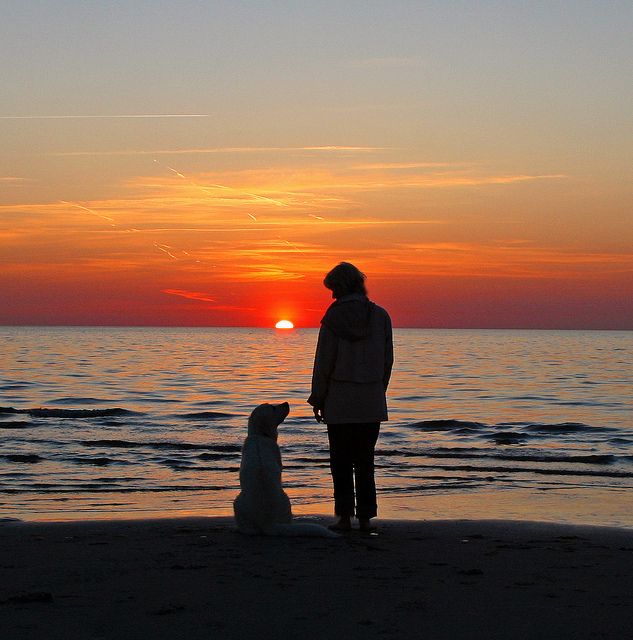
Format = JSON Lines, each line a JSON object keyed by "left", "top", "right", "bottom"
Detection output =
{"left": 2, "top": 515, "right": 632, "bottom": 639}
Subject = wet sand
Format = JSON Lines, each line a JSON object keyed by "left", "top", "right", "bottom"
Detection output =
{"left": 1, "top": 516, "right": 632, "bottom": 639}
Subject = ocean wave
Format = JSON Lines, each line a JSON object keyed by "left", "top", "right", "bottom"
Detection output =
{"left": 524, "top": 422, "right": 611, "bottom": 433}
{"left": 414, "top": 462, "right": 633, "bottom": 479}
{"left": 406, "top": 419, "right": 486, "bottom": 431}
{"left": 175, "top": 411, "right": 236, "bottom": 420}
{"left": 69, "top": 456, "right": 123, "bottom": 466}
{"left": 49, "top": 397, "right": 117, "bottom": 405}
{"left": 197, "top": 452, "right": 239, "bottom": 460}
{"left": 401, "top": 418, "right": 618, "bottom": 439}
{"left": 0, "top": 421, "right": 31, "bottom": 429}
{"left": 1, "top": 484, "right": 227, "bottom": 494}
{"left": 485, "top": 431, "right": 530, "bottom": 444}
{"left": 383, "top": 481, "right": 483, "bottom": 493}
{"left": 553, "top": 400, "right": 609, "bottom": 406}
{"left": 0, "top": 383, "right": 36, "bottom": 391}
{"left": 374, "top": 448, "right": 618, "bottom": 465}
{"left": 159, "top": 458, "right": 196, "bottom": 469}
{"left": 0, "top": 407, "right": 138, "bottom": 418}
{"left": 80, "top": 439, "right": 241, "bottom": 452}
{"left": 2, "top": 454, "right": 44, "bottom": 463}
{"left": 425, "top": 451, "right": 615, "bottom": 465}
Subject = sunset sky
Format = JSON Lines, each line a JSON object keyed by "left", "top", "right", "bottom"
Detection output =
{"left": 1, "top": 1, "right": 632, "bottom": 328}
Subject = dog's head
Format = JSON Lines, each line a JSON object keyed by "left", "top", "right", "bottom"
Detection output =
{"left": 247, "top": 402, "right": 290, "bottom": 440}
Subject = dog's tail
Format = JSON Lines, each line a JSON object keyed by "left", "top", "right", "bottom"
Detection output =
{"left": 265, "top": 523, "right": 339, "bottom": 538}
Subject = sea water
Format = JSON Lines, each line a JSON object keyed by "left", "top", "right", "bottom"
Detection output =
{"left": 1, "top": 327, "right": 631, "bottom": 525}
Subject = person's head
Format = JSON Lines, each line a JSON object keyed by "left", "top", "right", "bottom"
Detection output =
{"left": 323, "top": 262, "right": 367, "bottom": 299}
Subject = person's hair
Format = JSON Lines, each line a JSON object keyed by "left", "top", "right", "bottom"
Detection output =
{"left": 323, "top": 262, "right": 367, "bottom": 299}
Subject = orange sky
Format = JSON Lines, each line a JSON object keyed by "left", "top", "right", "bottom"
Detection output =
{"left": 2, "top": 149, "right": 631, "bottom": 328}
{"left": 1, "top": 3, "right": 632, "bottom": 328}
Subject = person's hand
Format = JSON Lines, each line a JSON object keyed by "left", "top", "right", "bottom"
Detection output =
{"left": 313, "top": 407, "right": 324, "bottom": 423}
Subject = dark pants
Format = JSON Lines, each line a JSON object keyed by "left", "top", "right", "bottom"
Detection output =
{"left": 327, "top": 422, "right": 380, "bottom": 520}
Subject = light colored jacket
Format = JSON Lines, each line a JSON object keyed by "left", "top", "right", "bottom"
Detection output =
{"left": 308, "top": 294, "right": 394, "bottom": 424}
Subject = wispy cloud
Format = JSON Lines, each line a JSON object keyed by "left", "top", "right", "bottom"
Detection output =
{"left": 60, "top": 200, "right": 116, "bottom": 223}
{"left": 301, "top": 146, "right": 384, "bottom": 151}
{"left": 224, "top": 267, "right": 305, "bottom": 281}
{"left": 376, "top": 173, "right": 568, "bottom": 188}
{"left": 0, "top": 114, "right": 209, "bottom": 120}
{"left": 392, "top": 241, "right": 633, "bottom": 279}
{"left": 352, "top": 162, "right": 460, "bottom": 170}
{"left": 125, "top": 166, "right": 567, "bottom": 215}
{"left": 2, "top": 163, "right": 567, "bottom": 227}
{"left": 0, "top": 161, "right": 578, "bottom": 289}
{"left": 162, "top": 289, "right": 216, "bottom": 302}
{"left": 0, "top": 176, "right": 27, "bottom": 184}
{"left": 46, "top": 146, "right": 385, "bottom": 157}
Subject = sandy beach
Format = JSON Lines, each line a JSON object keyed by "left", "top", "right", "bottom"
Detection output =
{"left": 1, "top": 516, "right": 632, "bottom": 640}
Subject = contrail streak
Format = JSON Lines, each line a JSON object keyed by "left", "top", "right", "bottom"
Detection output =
{"left": 59, "top": 200, "right": 116, "bottom": 224}
{"left": 47, "top": 145, "right": 385, "bottom": 157}
{"left": 206, "top": 182, "right": 288, "bottom": 208}
{"left": 154, "top": 243, "right": 178, "bottom": 259}
{"left": 59, "top": 199, "right": 202, "bottom": 264}
{"left": 0, "top": 114, "right": 209, "bottom": 120}
{"left": 278, "top": 237, "right": 306, "bottom": 254}
{"left": 155, "top": 158, "right": 289, "bottom": 208}
{"left": 165, "top": 165, "right": 187, "bottom": 179}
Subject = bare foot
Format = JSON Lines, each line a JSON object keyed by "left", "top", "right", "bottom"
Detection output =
{"left": 328, "top": 517, "right": 352, "bottom": 532}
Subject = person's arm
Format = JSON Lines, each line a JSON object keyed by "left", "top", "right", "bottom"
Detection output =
{"left": 307, "top": 324, "right": 338, "bottom": 419}
{"left": 383, "top": 313, "right": 394, "bottom": 390}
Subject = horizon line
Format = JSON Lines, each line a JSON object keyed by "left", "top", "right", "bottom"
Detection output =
{"left": 0, "top": 324, "right": 630, "bottom": 332}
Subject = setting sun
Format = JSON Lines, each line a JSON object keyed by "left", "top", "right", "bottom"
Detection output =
{"left": 275, "top": 320, "right": 294, "bottom": 329}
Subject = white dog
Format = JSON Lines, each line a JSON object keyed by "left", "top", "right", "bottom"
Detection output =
{"left": 233, "top": 402, "right": 337, "bottom": 537}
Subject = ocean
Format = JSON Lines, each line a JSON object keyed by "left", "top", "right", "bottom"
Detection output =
{"left": 1, "top": 327, "right": 631, "bottom": 525}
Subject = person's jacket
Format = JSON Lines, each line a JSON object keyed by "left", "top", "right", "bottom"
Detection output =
{"left": 308, "top": 293, "right": 393, "bottom": 423}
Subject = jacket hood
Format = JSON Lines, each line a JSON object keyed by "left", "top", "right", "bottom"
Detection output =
{"left": 321, "top": 294, "right": 375, "bottom": 342}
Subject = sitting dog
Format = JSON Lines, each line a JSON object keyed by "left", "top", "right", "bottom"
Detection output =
{"left": 233, "top": 402, "right": 337, "bottom": 537}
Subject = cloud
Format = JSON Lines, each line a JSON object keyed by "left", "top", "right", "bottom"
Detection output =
{"left": 385, "top": 173, "right": 568, "bottom": 188}
{"left": 301, "top": 146, "right": 384, "bottom": 151}
{"left": 0, "top": 114, "right": 209, "bottom": 120}
{"left": 351, "top": 162, "right": 460, "bottom": 170}
{"left": 45, "top": 146, "right": 385, "bottom": 157}
{"left": 0, "top": 162, "right": 567, "bottom": 234}
{"left": 0, "top": 159, "right": 578, "bottom": 289}
{"left": 393, "top": 241, "right": 633, "bottom": 279}
{"left": 226, "top": 267, "right": 304, "bottom": 281}
{"left": 123, "top": 166, "right": 567, "bottom": 217}
{"left": 162, "top": 289, "right": 216, "bottom": 302}
{"left": 0, "top": 176, "right": 27, "bottom": 184}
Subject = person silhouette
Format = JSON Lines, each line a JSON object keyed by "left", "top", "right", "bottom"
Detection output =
{"left": 308, "top": 262, "right": 394, "bottom": 532}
